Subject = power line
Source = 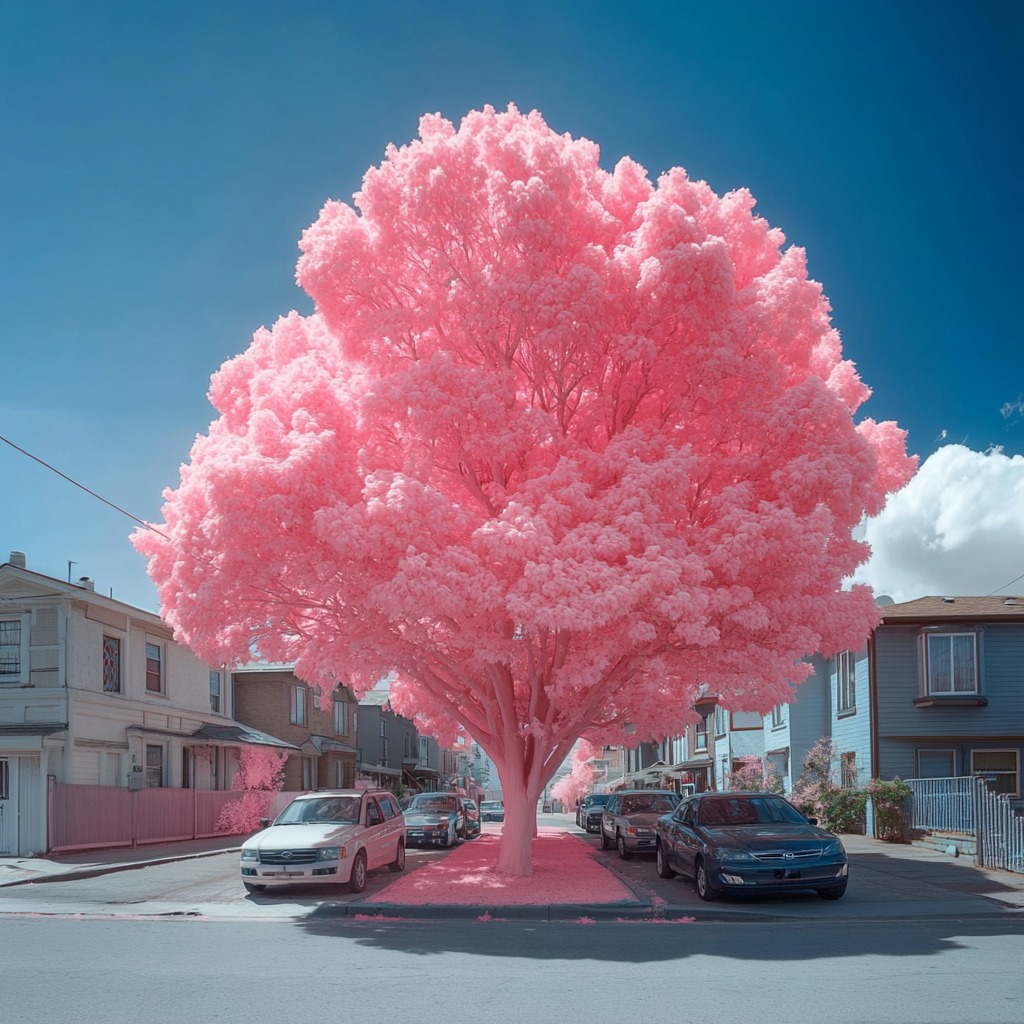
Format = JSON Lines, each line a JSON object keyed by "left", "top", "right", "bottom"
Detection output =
{"left": 987, "top": 571, "right": 1024, "bottom": 597}
{"left": 0, "top": 432, "right": 168, "bottom": 539}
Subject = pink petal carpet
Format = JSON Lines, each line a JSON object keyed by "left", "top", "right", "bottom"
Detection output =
{"left": 364, "top": 827, "right": 636, "bottom": 906}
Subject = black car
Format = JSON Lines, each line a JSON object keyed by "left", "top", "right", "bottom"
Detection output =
{"left": 654, "top": 791, "right": 849, "bottom": 901}
{"left": 577, "top": 793, "right": 611, "bottom": 832}
{"left": 404, "top": 793, "right": 468, "bottom": 847}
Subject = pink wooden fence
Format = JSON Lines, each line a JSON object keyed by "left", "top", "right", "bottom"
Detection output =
{"left": 47, "top": 783, "right": 304, "bottom": 853}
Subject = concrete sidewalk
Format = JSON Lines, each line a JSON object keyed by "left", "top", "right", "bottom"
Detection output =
{"left": 3, "top": 830, "right": 1024, "bottom": 920}
{"left": 0, "top": 836, "right": 241, "bottom": 888}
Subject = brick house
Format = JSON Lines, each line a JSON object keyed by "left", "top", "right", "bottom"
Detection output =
{"left": 231, "top": 664, "right": 358, "bottom": 792}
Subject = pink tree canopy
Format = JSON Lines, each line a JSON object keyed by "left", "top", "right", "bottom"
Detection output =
{"left": 134, "top": 105, "right": 915, "bottom": 875}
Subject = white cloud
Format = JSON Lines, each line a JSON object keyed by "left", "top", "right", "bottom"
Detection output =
{"left": 851, "top": 445, "right": 1024, "bottom": 602}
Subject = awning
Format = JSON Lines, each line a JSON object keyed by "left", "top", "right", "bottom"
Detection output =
{"left": 359, "top": 763, "right": 401, "bottom": 777}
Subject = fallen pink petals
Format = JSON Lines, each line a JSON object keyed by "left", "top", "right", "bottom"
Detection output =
{"left": 365, "top": 832, "right": 636, "bottom": 906}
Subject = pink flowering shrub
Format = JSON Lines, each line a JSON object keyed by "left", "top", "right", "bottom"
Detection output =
{"left": 216, "top": 747, "right": 287, "bottom": 834}
{"left": 728, "top": 755, "right": 783, "bottom": 794}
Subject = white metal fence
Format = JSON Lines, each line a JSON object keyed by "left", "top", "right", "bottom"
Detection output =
{"left": 906, "top": 776, "right": 1024, "bottom": 874}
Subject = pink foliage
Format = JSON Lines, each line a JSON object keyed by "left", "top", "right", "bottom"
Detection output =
{"left": 134, "top": 105, "right": 915, "bottom": 875}
{"left": 551, "top": 741, "right": 601, "bottom": 808}
{"left": 215, "top": 746, "right": 287, "bottom": 835}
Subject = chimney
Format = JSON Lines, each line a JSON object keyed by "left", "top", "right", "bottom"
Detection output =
{"left": 9, "top": 550, "right": 26, "bottom": 568}
{"left": 78, "top": 577, "right": 95, "bottom": 591}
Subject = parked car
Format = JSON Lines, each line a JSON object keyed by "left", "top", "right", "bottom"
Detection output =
{"left": 404, "top": 792, "right": 468, "bottom": 847}
{"left": 654, "top": 791, "right": 849, "bottom": 901}
{"left": 461, "top": 797, "right": 482, "bottom": 839}
{"left": 479, "top": 800, "right": 505, "bottom": 823}
{"left": 577, "top": 793, "right": 611, "bottom": 832}
{"left": 598, "top": 789, "right": 680, "bottom": 858}
{"left": 239, "top": 789, "right": 406, "bottom": 895}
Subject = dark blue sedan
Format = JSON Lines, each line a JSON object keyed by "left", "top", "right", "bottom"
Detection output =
{"left": 654, "top": 792, "right": 849, "bottom": 901}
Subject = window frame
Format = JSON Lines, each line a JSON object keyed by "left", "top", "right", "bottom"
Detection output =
{"left": 145, "top": 743, "right": 165, "bottom": 788}
{"left": 0, "top": 615, "right": 29, "bottom": 684}
{"left": 333, "top": 700, "right": 348, "bottom": 736}
{"left": 290, "top": 684, "right": 307, "bottom": 726}
{"left": 922, "top": 631, "right": 979, "bottom": 696}
{"left": 209, "top": 669, "right": 222, "bottom": 713}
{"left": 102, "top": 635, "right": 122, "bottom": 694}
{"left": 145, "top": 640, "right": 164, "bottom": 694}
{"left": 770, "top": 704, "right": 785, "bottom": 729}
{"left": 916, "top": 748, "right": 956, "bottom": 779}
{"left": 971, "top": 749, "right": 1019, "bottom": 796}
{"left": 836, "top": 650, "right": 857, "bottom": 716}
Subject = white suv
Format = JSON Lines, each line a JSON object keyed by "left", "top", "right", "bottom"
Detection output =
{"left": 240, "top": 789, "right": 406, "bottom": 894}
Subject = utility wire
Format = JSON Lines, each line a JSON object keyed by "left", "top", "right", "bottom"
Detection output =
{"left": 987, "top": 571, "right": 1024, "bottom": 597}
{"left": 0, "top": 432, "right": 168, "bottom": 539}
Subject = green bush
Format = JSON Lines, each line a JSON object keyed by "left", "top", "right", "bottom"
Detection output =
{"left": 867, "top": 777, "right": 912, "bottom": 841}
{"left": 819, "top": 786, "right": 868, "bottom": 834}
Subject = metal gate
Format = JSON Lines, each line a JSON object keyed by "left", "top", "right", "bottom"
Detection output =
{"left": 907, "top": 776, "right": 1024, "bottom": 874}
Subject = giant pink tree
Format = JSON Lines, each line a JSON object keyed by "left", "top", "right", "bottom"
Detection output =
{"left": 134, "top": 106, "right": 915, "bottom": 875}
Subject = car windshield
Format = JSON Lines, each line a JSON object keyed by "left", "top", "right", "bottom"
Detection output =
{"left": 586, "top": 795, "right": 610, "bottom": 807}
{"left": 481, "top": 802, "right": 502, "bottom": 811}
{"left": 619, "top": 794, "right": 677, "bottom": 815}
{"left": 698, "top": 796, "right": 807, "bottom": 827}
{"left": 409, "top": 796, "right": 457, "bottom": 813}
{"left": 276, "top": 796, "right": 361, "bottom": 825}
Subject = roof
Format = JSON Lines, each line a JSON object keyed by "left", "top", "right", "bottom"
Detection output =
{"left": 879, "top": 596, "right": 1024, "bottom": 623}
{"left": 187, "top": 722, "right": 298, "bottom": 750}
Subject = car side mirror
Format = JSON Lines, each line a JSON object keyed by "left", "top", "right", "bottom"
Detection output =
{"left": 259, "top": 818, "right": 271, "bottom": 829}
{"left": 806, "top": 816, "right": 818, "bottom": 826}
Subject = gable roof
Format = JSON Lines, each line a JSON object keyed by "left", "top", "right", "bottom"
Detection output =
{"left": 879, "top": 596, "right": 1024, "bottom": 624}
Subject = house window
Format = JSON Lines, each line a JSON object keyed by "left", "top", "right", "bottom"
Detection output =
{"left": 837, "top": 650, "right": 856, "bottom": 714}
{"left": 145, "top": 642, "right": 163, "bottom": 693}
{"left": 924, "top": 632, "right": 977, "bottom": 694}
{"left": 301, "top": 757, "right": 314, "bottom": 790}
{"left": 145, "top": 744, "right": 164, "bottom": 787}
{"left": 335, "top": 760, "right": 347, "bottom": 788}
{"left": 0, "top": 618, "right": 25, "bottom": 682}
{"left": 971, "top": 750, "right": 1019, "bottom": 796}
{"left": 290, "top": 685, "right": 306, "bottom": 725}
{"left": 418, "top": 737, "right": 429, "bottom": 764}
{"left": 334, "top": 700, "right": 348, "bottom": 736}
{"left": 379, "top": 718, "right": 388, "bottom": 738}
{"left": 0, "top": 760, "right": 9, "bottom": 799}
{"left": 209, "top": 670, "right": 221, "bottom": 713}
{"left": 917, "top": 749, "right": 956, "bottom": 778}
{"left": 694, "top": 717, "right": 708, "bottom": 752}
{"left": 714, "top": 706, "right": 728, "bottom": 737}
{"left": 380, "top": 737, "right": 389, "bottom": 762}
{"left": 102, "top": 636, "right": 121, "bottom": 693}
{"left": 840, "top": 751, "right": 857, "bottom": 789}
{"left": 770, "top": 705, "right": 785, "bottom": 728}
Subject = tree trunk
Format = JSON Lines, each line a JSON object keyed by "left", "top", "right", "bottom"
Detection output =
{"left": 494, "top": 768, "right": 544, "bottom": 876}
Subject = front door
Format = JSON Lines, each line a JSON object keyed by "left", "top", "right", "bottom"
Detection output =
{"left": 0, "top": 758, "right": 17, "bottom": 855}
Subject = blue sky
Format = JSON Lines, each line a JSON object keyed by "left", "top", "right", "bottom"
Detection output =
{"left": 2, "top": 1, "right": 1022, "bottom": 611}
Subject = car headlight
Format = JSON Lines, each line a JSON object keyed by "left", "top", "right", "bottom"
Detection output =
{"left": 316, "top": 846, "right": 342, "bottom": 861}
{"left": 822, "top": 840, "right": 845, "bottom": 857}
{"left": 714, "top": 847, "right": 757, "bottom": 862}
{"left": 240, "top": 849, "right": 259, "bottom": 861}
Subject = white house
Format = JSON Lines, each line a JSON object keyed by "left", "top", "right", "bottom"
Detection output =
{"left": 0, "top": 551, "right": 292, "bottom": 855}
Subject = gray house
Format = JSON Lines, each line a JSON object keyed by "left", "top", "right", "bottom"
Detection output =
{"left": 868, "top": 595, "right": 1024, "bottom": 796}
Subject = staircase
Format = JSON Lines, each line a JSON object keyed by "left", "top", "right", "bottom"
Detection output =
{"left": 910, "top": 829, "right": 977, "bottom": 859}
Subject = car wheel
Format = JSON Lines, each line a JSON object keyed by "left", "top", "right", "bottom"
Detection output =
{"left": 656, "top": 842, "right": 675, "bottom": 879}
{"left": 243, "top": 881, "right": 266, "bottom": 894}
{"left": 599, "top": 828, "right": 611, "bottom": 850}
{"left": 349, "top": 850, "right": 368, "bottom": 893}
{"left": 817, "top": 883, "right": 847, "bottom": 900}
{"left": 616, "top": 833, "right": 633, "bottom": 860}
{"left": 695, "top": 858, "right": 718, "bottom": 901}
{"left": 390, "top": 839, "right": 406, "bottom": 873}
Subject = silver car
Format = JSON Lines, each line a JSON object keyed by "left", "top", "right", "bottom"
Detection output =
{"left": 599, "top": 789, "right": 680, "bottom": 858}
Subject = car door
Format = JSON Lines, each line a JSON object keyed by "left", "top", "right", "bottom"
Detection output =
{"left": 601, "top": 796, "right": 620, "bottom": 840}
{"left": 363, "top": 796, "right": 388, "bottom": 868}
{"left": 668, "top": 799, "right": 700, "bottom": 878}
{"left": 377, "top": 793, "right": 403, "bottom": 858}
